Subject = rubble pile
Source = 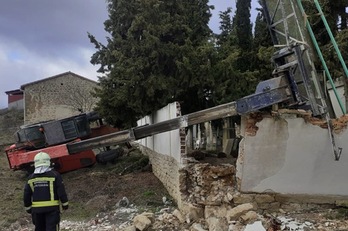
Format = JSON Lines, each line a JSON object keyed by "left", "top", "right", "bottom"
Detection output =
{"left": 8, "top": 197, "right": 348, "bottom": 231}
{"left": 181, "top": 163, "right": 236, "bottom": 206}
{"left": 5, "top": 141, "right": 348, "bottom": 230}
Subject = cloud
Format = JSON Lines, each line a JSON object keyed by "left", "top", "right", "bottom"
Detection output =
{"left": 1, "top": 0, "right": 255, "bottom": 109}
{"left": 0, "top": 0, "right": 108, "bottom": 108}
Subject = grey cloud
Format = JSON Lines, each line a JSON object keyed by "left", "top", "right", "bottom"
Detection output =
{"left": 0, "top": 0, "right": 109, "bottom": 54}
{"left": 0, "top": 0, "right": 240, "bottom": 109}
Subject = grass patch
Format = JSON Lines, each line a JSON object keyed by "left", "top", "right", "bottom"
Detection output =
{"left": 325, "top": 207, "right": 348, "bottom": 220}
{"left": 143, "top": 190, "right": 155, "bottom": 197}
{"left": 62, "top": 202, "right": 97, "bottom": 221}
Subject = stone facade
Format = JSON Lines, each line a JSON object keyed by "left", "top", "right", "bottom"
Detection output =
{"left": 21, "top": 72, "right": 99, "bottom": 124}
{"left": 139, "top": 145, "right": 183, "bottom": 207}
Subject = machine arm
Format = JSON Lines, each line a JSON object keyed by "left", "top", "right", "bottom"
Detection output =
{"left": 67, "top": 76, "right": 293, "bottom": 155}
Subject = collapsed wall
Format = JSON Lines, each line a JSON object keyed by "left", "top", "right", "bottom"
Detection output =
{"left": 139, "top": 108, "right": 348, "bottom": 224}
{"left": 238, "top": 111, "right": 348, "bottom": 196}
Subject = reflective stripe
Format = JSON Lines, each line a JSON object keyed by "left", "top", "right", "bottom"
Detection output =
{"left": 28, "top": 181, "right": 34, "bottom": 192}
{"left": 62, "top": 201, "right": 69, "bottom": 206}
{"left": 32, "top": 200, "right": 59, "bottom": 207}
{"left": 28, "top": 177, "right": 57, "bottom": 207}
{"left": 25, "top": 206, "right": 32, "bottom": 211}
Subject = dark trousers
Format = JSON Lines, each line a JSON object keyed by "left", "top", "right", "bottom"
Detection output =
{"left": 32, "top": 210, "right": 60, "bottom": 231}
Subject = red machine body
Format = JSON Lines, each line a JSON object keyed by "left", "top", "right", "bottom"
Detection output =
{"left": 4, "top": 112, "right": 118, "bottom": 173}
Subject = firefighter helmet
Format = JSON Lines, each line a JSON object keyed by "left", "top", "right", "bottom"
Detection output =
{"left": 34, "top": 152, "right": 51, "bottom": 168}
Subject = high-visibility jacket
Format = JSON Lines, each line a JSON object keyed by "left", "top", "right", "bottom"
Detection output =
{"left": 24, "top": 170, "right": 68, "bottom": 213}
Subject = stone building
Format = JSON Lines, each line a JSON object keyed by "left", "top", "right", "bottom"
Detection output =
{"left": 21, "top": 71, "right": 99, "bottom": 125}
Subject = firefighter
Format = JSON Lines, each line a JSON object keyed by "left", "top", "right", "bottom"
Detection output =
{"left": 24, "top": 152, "right": 69, "bottom": 231}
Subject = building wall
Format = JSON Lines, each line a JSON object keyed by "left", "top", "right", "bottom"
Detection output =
{"left": 8, "top": 99, "right": 24, "bottom": 110}
{"left": 137, "top": 102, "right": 183, "bottom": 164}
{"left": 6, "top": 90, "right": 24, "bottom": 110}
{"left": 137, "top": 102, "right": 186, "bottom": 207}
{"left": 237, "top": 112, "right": 348, "bottom": 196}
{"left": 139, "top": 145, "right": 184, "bottom": 208}
{"left": 8, "top": 94, "right": 23, "bottom": 104}
{"left": 23, "top": 73, "right": 98, "bottom": 124}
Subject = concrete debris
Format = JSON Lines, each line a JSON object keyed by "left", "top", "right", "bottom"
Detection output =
{"left": 240, "top": 211, "right": 258, "bottom": 223}
{"left": 243, "top": 221, "right": 266, "bottom": 231}
{"left": 277, "top": 216, "right": 314, "bottom": 230}
{"left": 182, "top": 202, "right": 204, "bottom": 223}
{"left": 133, "top": 213, "right": 152, "bottom": 231}
{"left": 226, "top": 203, "right": 256, "bottom": 221}
{"left": 190, "top": 223, "right": 207, "bottom": 231}
{"left": 7, "top": 203, "right": 348, "bottom": 231}
{"left": 173, "top": 209, "right": 185, "bottom": 223}
{"left": 206, "top": 216, "right": 228, "bottom": 231}
{"left": 182, "top": 163, "right": 235, "bottom": 206}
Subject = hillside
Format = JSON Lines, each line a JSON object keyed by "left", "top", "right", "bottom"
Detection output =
{"left": 0, "top": 109, "right": 23, "bottom": 146}
{"left": 0, "top": 144, "right": 173, "bottom": 230}
{"left": 0, "top": 109, "right": 173, "bottom": 230}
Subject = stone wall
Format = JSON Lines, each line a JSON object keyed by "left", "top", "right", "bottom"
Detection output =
{"left": 22, "top": 72, "right": 98, "bottom": 124}
{"left": 137, "top": 102, "right": 186, "bottom": 207}
{"left": 139, "top": 145, "right": 183, "bottom": 207}
{"left": 174, "top": 161, "right": 335, "bottom": 224}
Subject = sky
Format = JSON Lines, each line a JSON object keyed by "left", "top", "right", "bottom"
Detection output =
{"left": 0, "top": 0, "right": 259, "bottom": 109}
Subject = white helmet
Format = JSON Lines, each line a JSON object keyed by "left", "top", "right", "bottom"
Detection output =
{"left": 34, "top": 152, "right": 51, "bottom": 168}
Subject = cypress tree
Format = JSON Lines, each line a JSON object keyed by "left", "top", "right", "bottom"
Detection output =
{"left": 89, "top": 0, "right": 214, "bottom": 128}
{"left": 234, "top": 0, "right": 253, "bottom": 51}
{"left": 253, "top": 3, "right": 274, "bottom": 82}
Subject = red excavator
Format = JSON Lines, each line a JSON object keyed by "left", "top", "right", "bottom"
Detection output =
{"left": 4, "top": 112, "right": 127, "bottom": 173}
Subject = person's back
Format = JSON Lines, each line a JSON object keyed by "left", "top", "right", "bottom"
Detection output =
{"left": 24, "top": 152, "right": 68, "bottom": 231}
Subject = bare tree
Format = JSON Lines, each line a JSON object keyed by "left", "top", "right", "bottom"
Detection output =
{"left": 61, "top": 84, "right": 99, "bottom": 113}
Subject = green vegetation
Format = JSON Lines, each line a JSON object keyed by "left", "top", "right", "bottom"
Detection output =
{"left": 326, "top": 207, "right": 348, "bottom": 220}
{"left": 143, "top": 190, "right": 155, "bottom": 197}
{"left": 0, "top": 146, "right": 27, "bottom": 229}
{"left": 89, "top": 0, "right": 213, "bottom": 128}
{"left": 88, "top": 0, "right": 348, "bottom": 129}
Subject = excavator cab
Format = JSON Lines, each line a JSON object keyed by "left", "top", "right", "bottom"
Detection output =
{"left": 14, "top": 125, "right": 46, "bottom": 150}
{"left": 12, "top": 113, "right": 92, "bottom": 152}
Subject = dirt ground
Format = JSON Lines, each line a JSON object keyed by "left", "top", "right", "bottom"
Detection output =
{"left": 3, "top": 148, "right": 348, "bottom": 230}
{"left": 0, "top": 145, "right": 171, "bottom": 230}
